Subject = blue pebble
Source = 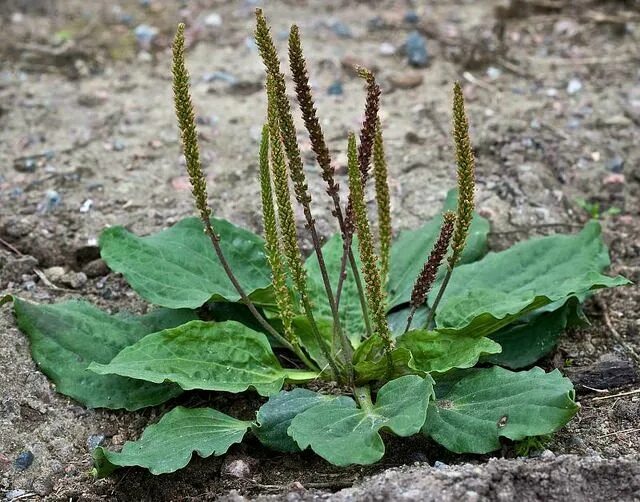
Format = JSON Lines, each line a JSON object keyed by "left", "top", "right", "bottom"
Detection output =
{"left": 134, "top": 24, "right": 158, "bottom": 46}
{"left": 404, "top": 11, "right": 420, "bottom": 24}
{"left": 331, "top": 21, "right": 352, "bottom": 38}
{"left": 607, "top": 156, "right": 624, "bottom": 173}
{"left": 367, "top": 16, "right": 386, "bottom": 32}
{"left": 14, "top": 451, "right": 34, "bottom": 472}
{"left": 87, "top": 434, "right": 105, "bottom": 451}
{"left": 327, "top": 81, "right": 344, "bottom": 96}
{"left": 405, "top": 31, "right": 429, "bottom": 68}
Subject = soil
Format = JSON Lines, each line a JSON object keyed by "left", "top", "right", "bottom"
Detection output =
{"left": 1, "top": 0, "right": 639, "bottom": 500}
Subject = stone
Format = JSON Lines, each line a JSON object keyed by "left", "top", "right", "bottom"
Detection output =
{"left": 222, "top": 458, "right": 251, "bottom": 479}
{"left": 60, "top": 271, "right": 88, "bottom": 289}
{"left": 327, "top": 81, "right": 344, "bottom": 96}
{"left": 567, "top": 78, "right": 583, "bottom": 95}
{"left": 82, "top": 259, "right": 109, "bottom": 278}
{"left": 389, "top": 72, "right": 424, "bottom": 90}
{"left": 14, "top": 451, "right": 34, "bottom": 471}
{"left": 607, "top": 155, "right": 624, "bottom": 173}
{"left": 44, "top": 266, "right": 66, "bottom": 283}
{"left": 405, "top": 31, "right": 429, "bottom": 68}
{"left": 87, "top": 434, "right": 105, "bottom": 451}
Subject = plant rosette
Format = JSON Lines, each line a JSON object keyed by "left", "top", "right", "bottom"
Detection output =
{"left": 2, "top": 10, "right": 630, "bottom": 477}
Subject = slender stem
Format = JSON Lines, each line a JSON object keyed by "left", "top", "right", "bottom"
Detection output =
{"left": 305, "top": 207, "right": 345, "bottom": 357}
{"left": 289, "top": 340, "right": 320, "bottom": 372}
{"left": 404, "top": 305, "right": 418, "bottom": 334}
{"left": 300, "top": 294, "right": 343, "bottom": 380}
{"left": 425, "top": 266, "right": 453, "bottom": 329}
{"left": 335, "top": 232, "right": 352, "bottom": 305}
{"left": 335, "top": 237, "right": 373, "bottom": 341}
{"left": 203, "top": 223, "right": 319, "bottom": 371}
{"left": 348, "top": 249, "right": 373, "bottom": 338}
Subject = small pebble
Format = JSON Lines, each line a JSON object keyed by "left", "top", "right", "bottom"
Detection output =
{"left": 203, "top": 71, "right": 237, "bottom": 84}
{"left": 134, "top": 24, "right": 158, "bottom": 48}
{"left": 567, "top": 78, "right": 583, "bottom": 95}
{"left": 87, "top": 434, "right": 105, "bottom": 451}
{"left": 14, "top": 451, "right": 34, "bottom": 471}
{"left": 540, "top": 449, "right": 555, "bottom": 460}
{"left": 433, "top": 460, "right": 448, "bottom": 470}
{"left": 603, "top": 173, "right": 625, "bottom": 185}
{"left": 330, "top": 20, "right": 352, "bottom": 38}
{"left": 77, "top": 91, "right": 108, "bottom": 108}
{"left": 204, "top": 12, "right": 222, "bottom": 28}
{"left": 60, "top": 271, "right": 88, "bottom": 289}
{"left": 79, "top": 199, "right": 93, "bottom": 213}
{"left": 5, "top": 490, "right": 27, "bottom": 501}
{"left": 367, "top": 16, "right": 386, "bottom": 32}
{"left": 379, "top": 42, "right": 396, "bottom": 56}
{"left": 112, "top": 139, "right": 125, "bottom": 151}
{"left": 111, "top": 434, "right": 125, "bottom": 446}
{"left": 486, "top": 66, "right": 502, "bottom": 80}
{"left": 389, "top": 72, "right": 423, "bottom": 90}
{"left": 223, "top": 458, "right": 251, "bottom": 479}
{"left": 83, "top": 259, "right": 109, "bottom": 278}
{"left": 38, "top": 190, "right": 61, "bottom": 214}
{"left": 137, "top": 51, "right": 152, "bottom": 62}
{"left": 464, "top": 491, "right": 480, "bottom": 502}
{"left": 405, "top": 31, "right": 429, "bottom": 68}
{"left": 44, "top": 266, "right": 66, "bottom": 283}
{"left": 607, "top": 155, "right": 624, "bottom": 173}
{"left": 403, "top": 11, "right": 420, "bottom": 24}
{"left": 327, "top": 80, "right": 344, "bottom": 96}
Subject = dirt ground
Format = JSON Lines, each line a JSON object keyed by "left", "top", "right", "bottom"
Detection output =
{"left": 1, "top": 0, "right": 639, "bottom": 500}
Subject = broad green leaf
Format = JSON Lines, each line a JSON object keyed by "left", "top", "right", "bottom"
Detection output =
{"left": 352, "top": 335, "right": 415, "bottom": 382}
{"left": 433, "top": 221, "right": 630, "bottom": 337}
{"left": 354, "top": 347, "right": 414, "bottom": 383}
{"left": 10, "top": 297, "right": 192, "bottom": 410}
{"left": 387, "top": 189, "right": 490, "bottom": 310}
{"left": 292, "top": 316, "right": 333, "bottom": 370}
{"left": 289, "top": 375, "right": 434, "bottom": 465}
{"left": 93, "top": 406, "right": 251, "bottom": 476}
{"left": 253, "top": 388, "right": 335, "bottom": 452}
{"left": 423, "top": 366, "right": 578, "bottom": 454}
{"left": 397, "top": 329, "right": 501, "bottom": 374}
{"left": 483, "top": 297, "right": 584, "bottom": 369}
{"left": 387, "top": 305, "right": 429, "bottom": 338}
{"left": 100, "top": 217, "right": 274, "bottom": 309}
{"left": 306, "top": 233, "right": 367, "bottom": 347}
{"left": 90, "top": 320, "right": 314, "bottom": 396}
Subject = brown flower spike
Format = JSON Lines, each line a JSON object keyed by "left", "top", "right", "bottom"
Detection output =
{"left": 405, "top": 211, "right": 456, "bottom": 333}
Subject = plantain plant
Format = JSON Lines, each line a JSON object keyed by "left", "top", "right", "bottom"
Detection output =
{"left": 2, "top": 11, "right": 630, "bottom": 476}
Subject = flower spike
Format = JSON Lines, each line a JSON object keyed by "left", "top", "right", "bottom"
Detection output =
{"left": 405, "top": 211, "right": 456, "bottom": 333}
{"left": 346, "top": 132, "right": 392, "bottom": 351}
{"left": 449, "top": 81, "right": 476, "bottom": 266}
{"left": 259, "top": 125, "right": 296, "bottom": 342}
{"left": 172, "top": 23, "right": 209, "bottom": 225}
{"left": 373, "top": 118, "right": 391, "bottom": 283}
